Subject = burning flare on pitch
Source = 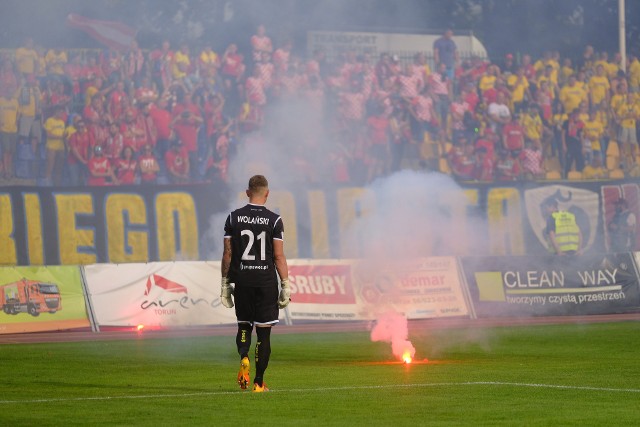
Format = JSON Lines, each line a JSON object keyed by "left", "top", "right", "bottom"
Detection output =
{"left": 371, "top": 311, "right": 416, "bottom": 363}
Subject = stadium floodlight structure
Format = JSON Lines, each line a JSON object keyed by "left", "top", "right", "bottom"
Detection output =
{"left": 619, "top": 0, "right": 626, "bottom": 73}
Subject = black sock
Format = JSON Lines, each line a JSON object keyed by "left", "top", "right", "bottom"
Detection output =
{"left": 236, "top": 323, "right": 253, "bottom": 359}
{"left": 254, "top": 326, "right": 272, "bottom": 386}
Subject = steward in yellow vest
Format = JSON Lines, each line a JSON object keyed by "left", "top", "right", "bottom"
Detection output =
{"left": 543, "top": 199, "right": 582, "bottom": 255}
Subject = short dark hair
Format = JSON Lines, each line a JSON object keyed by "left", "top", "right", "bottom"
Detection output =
{"left": 248, "top": 175, "right": 269, "bottom": 194}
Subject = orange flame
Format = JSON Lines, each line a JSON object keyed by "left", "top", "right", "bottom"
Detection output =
{"left": 136, "top": 324, "right": 145, "bottom": 331}
{"left": 402, "top": 350, "right": 412, "bottom": 364}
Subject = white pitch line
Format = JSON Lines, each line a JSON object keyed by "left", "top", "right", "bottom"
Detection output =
{"left": 1, "top": 381, "right": 638, "bottom": 404}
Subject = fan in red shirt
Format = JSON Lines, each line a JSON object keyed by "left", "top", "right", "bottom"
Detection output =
{"left": 221, "top": 44, "right": 245, "bottom": 82}
{"left": 202, "top": 93, "right": 225, "bottom": 141}
{"left": 149, "top": 40, "right": 174, "bottom": 93}
{"left": 273, "top": 39, "right": 292, "bottom": 75}
{"left": 114, "top": 146, "right": 138, "bottom": 185}
{"left": 120, "top": 107, "right": 147, "bottom": 153}
{"left": 502, "top": 114, "right": 525, "bottom": 154}
{"left": 171, "top": 90, "right": 203, "bottom": 154}
{"left": 107, "top": 80, "right": 128, "bottom": 123}
{"left": 86, "top": 145, "right": 117, "bottom": 186}
{"left": 494, "top": 149, "right": 521, "bottom": 181}
{"left": 83, "top": 93, "right": 105, "bottom": 128}
{"left": 138, "top": 102, "right": 158, "bottom": 149}
{"left": 245, "top": 67, "right": 267, "bottom": 125}
{"left": 138, "top": 143, "right": 161, "bottom": 184}
{"left": 165, "top": 140, "right": 190, "bottom": 184}
{"left": 461, "top": 82, "right": 480, "bottom": 113}
{"left": 366, "top": 104, "right": 390, "bottom": 181}
{"left": 474, "top": 147, "right": 494, "bottom": 181}
{"left": 250, "top": 24, "right": 273, "bottom": 63}
{"left": 104, "top": 122, "right": 124, "bottom": 161}
{"left": 205, "top": 132, "right": 230, "bottom": 184}
{"left": 475, "top": 127, "right": 497, "bottom": 160}
{"left": 67, "top": 118, "right": 94, "bottom": 186}
{"left": 148, "top": 97, "right": 173, "bottom": 161}
{"left": 449, "top": 138, "right": 476, "bottom": 180}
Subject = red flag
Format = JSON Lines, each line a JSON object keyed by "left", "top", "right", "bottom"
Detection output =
{"left": 66, "top": 13, "right": 137, "bottom": 51}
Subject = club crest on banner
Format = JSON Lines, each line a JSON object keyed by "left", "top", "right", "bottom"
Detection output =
{"left": 524, "top": 185, "right": 599, "bottom": 251}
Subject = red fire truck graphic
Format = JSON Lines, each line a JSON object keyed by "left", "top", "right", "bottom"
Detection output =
{"left": 0, "top": 279, "right": 62, "bottom": 316}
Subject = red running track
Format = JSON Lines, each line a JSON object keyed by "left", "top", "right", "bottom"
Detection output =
{"left": 1, "top": 313, "right": 639, "bottom": 345}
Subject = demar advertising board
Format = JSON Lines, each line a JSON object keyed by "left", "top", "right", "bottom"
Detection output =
{"left": 287, "top": 258, "right": 469, "bottom": 321}
{"left": 461, "top": 253, "right": 640, "bottom": 317}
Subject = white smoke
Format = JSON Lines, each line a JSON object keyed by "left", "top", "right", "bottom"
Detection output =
{"left": 344, "top": 169, "right": 481, "bottom": 261}
{"left": 370, "top": 310, "right": 415, "bottom": 362}
{"left": 350, "top": 170, "right": 485, "bottom": 360}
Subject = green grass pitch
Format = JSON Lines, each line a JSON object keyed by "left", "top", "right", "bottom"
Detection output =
{"left": 0, "top": 321, "right": 639, "bottom": 426}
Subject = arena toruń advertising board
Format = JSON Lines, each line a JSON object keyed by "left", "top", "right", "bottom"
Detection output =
{"left": 461, "top": 253, "right": 640, "bottom": 317}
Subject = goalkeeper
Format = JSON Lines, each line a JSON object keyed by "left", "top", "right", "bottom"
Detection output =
{"left": 220, "top": 175, "right": 290, "bottom": 393}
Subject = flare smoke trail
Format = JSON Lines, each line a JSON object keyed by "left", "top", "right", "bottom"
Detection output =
{"left": 351, "top": 170, "right": 483, "bottom": 360}
{"left": 370, "top": 311, "right": 415, "bottom": 362}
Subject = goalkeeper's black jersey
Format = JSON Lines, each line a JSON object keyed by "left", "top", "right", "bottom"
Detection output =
{"left": 224, "top": 203, "right": 284, "bottom": 288}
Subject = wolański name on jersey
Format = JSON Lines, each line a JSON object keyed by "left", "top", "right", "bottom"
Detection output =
{"left": 236, "top": 215, "right": 270, "bottom": 225}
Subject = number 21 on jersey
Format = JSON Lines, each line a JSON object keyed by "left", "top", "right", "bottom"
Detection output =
{"left": 241, "top": 230, "right": 266, "bottom": 260}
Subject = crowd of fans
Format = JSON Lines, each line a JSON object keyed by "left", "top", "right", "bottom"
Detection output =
{"left": 0, "top": 27, "right": 639, "bottom": 187}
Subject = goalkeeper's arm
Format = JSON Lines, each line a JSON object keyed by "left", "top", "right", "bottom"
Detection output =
{"left": 273, "top": 239, "right": 290, "bottom": 308}
{"left": 220, "top": 237, "right": 234, "bottom": 308}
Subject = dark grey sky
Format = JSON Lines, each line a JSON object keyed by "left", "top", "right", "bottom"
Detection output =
{"left": 0, "top": 0, "right": 635, "bottom": 60}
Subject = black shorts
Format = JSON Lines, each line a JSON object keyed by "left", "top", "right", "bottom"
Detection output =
{"left": 234, "top": 285, "right": 279, "bottom": 326}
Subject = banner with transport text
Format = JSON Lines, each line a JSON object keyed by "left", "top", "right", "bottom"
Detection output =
{"left": 0, "top": 266, "right": 90, "bottom": 334}
{"left": 83, "top": 261, "right": 237, "bottom": 327}
{"left": 461, "top": 253, "right": 640, "bottom": 317}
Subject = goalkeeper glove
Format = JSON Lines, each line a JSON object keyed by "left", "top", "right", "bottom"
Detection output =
{"left": 277, "top": 278, "right": 291, "bottom": 309}
{"left": 220, "top": 277, "right": 234, "bottom": 308}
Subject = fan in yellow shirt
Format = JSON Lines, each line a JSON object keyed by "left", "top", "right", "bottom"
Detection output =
{"left": 45, "top": 49, "right": 68, "bottom": 76}
{"left": 549, "top": 106, "right": 568, "bottom": 158}
{"left": 610, "top": 79, "right": 628, "bottom": 112}
{"left": 478, "top": 65, "right": 498, "bottom": 93}
{"left": 14, "top": 37, "right": 39, "bottom": 76}
{"left": 533, "top": 52, "right": 559, "bottom": 84}
{"left": 199, "top": 46, "right": 220, "bottom": 70}
{"left": 582, "top": 152, "right": 608, "bottom": 179}
{"left": 559, "top": 75, "right": 587, "bottom": 113}
{"left": 172, "top": 44, "right": 191, "bottom": 80}
{"left": 43, "top": 106, "right": 66, "bottom": 185}
{"left": 521, "top": 104, "right": 543, "bottom": 144}
{"left": 607, "top": 53, "right": 623, "bottom": 79}
{"left": 629, "top": 54, "right": 640, "bottom": 92}
{"left": 0, "top": 90, "right": 19, "bottom": 178}
{"left": 560, "top": 58, "right": 574, "bottom": 86}
{"left": 537, "top": 65, "right": 558, "bottom": 99}
{"left": 615, "top": 93, "right": 639, "bottom": 130}
{"left": 507, "top": 68, "right": 531, "bottom": 110}
{"left": 588, "top": 65, "right": 610, "bottom": 107}
{"left": 583, "top": 110, "right": 605, "bottom": 156}
{"left": 614, "top": 93, "right": 640, "bottom": 162}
